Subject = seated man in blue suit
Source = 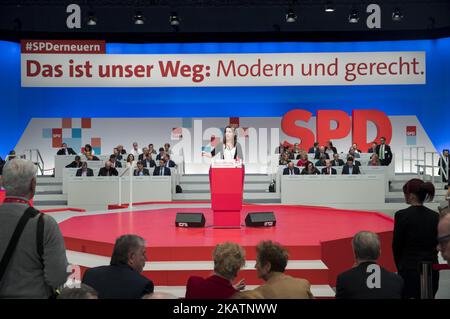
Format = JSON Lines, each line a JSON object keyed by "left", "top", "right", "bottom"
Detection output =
{"left": 153, "top": 159, "right": 171, "bottom": 176}
{"left": 321, "top": 160, "right": 337, "bottom": 175}
{"left": 283, "top": 161, "right": 300, "bottom": 175}
{"left": 82, "top": 234, "right": 154, "bottom": 299}
{"left": 342, "top": 157, "right": 361, "bottom": 175}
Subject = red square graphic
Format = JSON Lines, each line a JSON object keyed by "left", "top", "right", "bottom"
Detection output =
{"left": 91, "top": 137, "right": 101, "bottom": 148}
{"left": 52, "top": 128, "right": 62, "bottom": 148}
{"left": 406, "top": 126, "right": 417, "bottom": 136}
{"left": 82, "top": 118, "right": 92, "bottom": 129}
{"left": 62, "top": 118, "right": 72, "bottom": 128}
{"left": 229, "top": 117, "right": 240, "bottom": 127}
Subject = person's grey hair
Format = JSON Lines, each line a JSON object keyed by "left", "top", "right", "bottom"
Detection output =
{"left": 2, "top": 159, "right": 37, "bottom": 197}
{"left": 110, "top": 234, "right": 146, "bottom": 266}
{"left": 142, "top": 292, "right": 178, "bottom": 299}
{"left": 213, "top": 242, "right": 246, "bottom": 280}
{"left": 352, "top": 231, "right": 381, "bottom": 261}
{"left": 58, "top": 284, "right": 98, "bottom": 299}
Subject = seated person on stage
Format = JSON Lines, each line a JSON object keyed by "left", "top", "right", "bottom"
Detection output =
{"left": 83, "top": 144, "right": 95, "bottom": 155}
{"left": 336, "top": 231, "right": 403, "bottom": 299}
{"left": 375, "top": 137, "right": 393, "bottom": 166}
{"left": 86, "top": 153, "right": 100, "bottom": 161}
{"left": 315, "top": 155, "right": 327, "bottom": 167}
{"left": 164, "top": 154, "right": 176, "bottom": 168}
{"left": 438, "top": 149, "right": 449, "bottom": 183}
{"left": 348, "top": 147, "right": 361, "bottom": 159}
{"left": 296, "top": 152, "right": 309, "bottom": 166}
{"left": 321, "top": 160, "right": 337, "bottom": 175}
{"left": 98, "top": 161, "right": 119, "bottom": 176}
{"left": 368, "top": 154, "right": 381, "bottom": 166}
{"left": 82, "top": 234, "right": 154, "bottom": 299}
{"left": 185, "top": 242, "right": 246, "bottom": 299}
{"left": 283, "top": 161, "right": 300, "bottom": 175}
{"left": 325, "top": 141, "right": 338, "bottom": 155}
{"left": 148, "top": 143, "right": 157, "bottom": 155}
{"left": 234, "top": 241, "right": 313, "bottom": 299}
{"left": 279, "top": 152, "right": 290, "bottom": 166}
{"left": 368, "top": 141, "right": 378, "bottom": 153}
{"left": 141, "top": 153, "right": 156, "bottom": 168}
{"left": 351, "top": 143, "right": 363, "bottom": 154}
{"left": 314, "top": 146, "right": 330, "bottom": 160}
{"left": 126, "top": 154, "right": 135, "bottom": 168}
{"left": 301, "top": 162, "right": 320, "bottom": 175}
{"left": 66, "top": 155, "right": 83, "bottom": 168}
{"left": 156, "top": 147, "right": 166, "bottom": 161}
{"left": 153, "top": 159, "right": 171, "bottom": 176}
{"left": 130, "top": 142, "right": 142, "bottom": 158}
{"left": 57, "top": 143, "right": 77, "bottom": 155}
{"left": 134, "top": 161, "right": 150, "bottom": 176}
{"left": 342, "top": 156, "right": 361, "bottom": 175}
{"left": 138, "top": 147, "right": 149, "bottom": 161}
{"left": 113, "top": 148, "right": 123, "bottom": 161}
{"left": 110, "top": 154, "right": 122, "bottom": 168}
{"left": 293, "top": 143, "right": 301, "bottom": 155}
{"left": 308, "top": 142, "right": 319, "bottom": 154}
{"left": 332, "top": 153, "right": 345, "bottom": 166}
{"left": 76, "top": 162, "right": 94, "bottom": 176}
{"left": 117, "top": 145, "right": 127, "bottom": 155}
{"left": 164, "top": 143, "right": 172, "bottom": 155}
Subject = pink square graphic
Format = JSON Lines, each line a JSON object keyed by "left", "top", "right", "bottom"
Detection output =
{"left": 91, "top": 138, "right": 101, "bottom": 148}
{"left": 62, "top": 118, "right": 72, "bottom": 128}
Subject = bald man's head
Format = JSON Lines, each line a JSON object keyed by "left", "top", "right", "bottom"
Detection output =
{"left": 437, "top": 214, "right": 450, "bottom": 265}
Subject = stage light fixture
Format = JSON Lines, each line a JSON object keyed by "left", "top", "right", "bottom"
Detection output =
{"left": 134, "top": 11, "right": 145, "bottom": 25}
{"left": 87, "top": 13, "right": 97, "bottom": 26}
{"left": 325, "top": 2, "right": 335, "bottom": 13}
{"left": 169, "top": 12, "right": 180, "bottom": 26}
{"left": 392, "top": 8, "right": 403, "bottom": 21}
{"left": 285, "top": 9, "right": 298, "bottom": 23}
{"left": 348, "top": 10, "right": 359, "bottom": 23}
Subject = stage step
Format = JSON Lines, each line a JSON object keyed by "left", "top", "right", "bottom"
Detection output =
{"left": 173, "top": 192, "right": 280, "bottom": 201}
{"left": 180, "top": 174, "right": 272, "bottom": 183}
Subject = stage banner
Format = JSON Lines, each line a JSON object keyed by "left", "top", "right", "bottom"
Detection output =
{"left": 21, "top": 40, "right": 426, "bottom": 87}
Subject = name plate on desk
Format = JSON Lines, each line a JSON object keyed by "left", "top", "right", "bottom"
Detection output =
{"left": 211, "top": 159, "right": 243, "bottom": 168}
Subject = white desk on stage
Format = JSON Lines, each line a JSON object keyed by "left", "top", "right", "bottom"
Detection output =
{"left": 281, "top": 174, "right": 385, "bottom": 205}
{"left": 54, "top": 155, "right": 110, "bottom": 178}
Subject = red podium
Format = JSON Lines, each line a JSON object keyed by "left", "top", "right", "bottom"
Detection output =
{"left": 209, "top": 166, "right": 244, "bottom": 228}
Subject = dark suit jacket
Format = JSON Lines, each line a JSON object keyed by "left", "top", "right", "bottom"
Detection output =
{"left": 111, "top": 161, "right": 122, "bottom": 168}
{"left": 301, "top": 168, "right": 320, "bottom": 175}
{"left": 134, "top": 169, "right": 150, "bottom": 176}
{"left": 321, "top": 167, "right": 337, "bottom": 175}
{"left": 314, "top": 152, "right": 330, "bottom": 160}
{"left": 336, "top": 262, "right": 403, "bottom": 299}
{"left": 142, "top": 159, "right": 156, "bottom": 168}
{"left": 82, "top": 264, "right": 154, "bottom": 299}
{"left": 331, "top": 159, "right": 345, "bottom": 166}
{"left": 65, "top": 161, "right": 82, "bottom": 168}
{"left": 375, "top": 144, "right": 393, "bottom": 165}
{"left": 326, "top": 146, "right": 337, "bottom": 154}
{"left": 153, "top": 166, "right": 171, "bottom": 176}
{"left": 308, "top": 147, "right": 318, "bottom": 154}
{"left": 76, "top": 168, "right": 94, "bottom": 176}
{"left": 283, "top": 167, "right": 301, "bottom": 175}
{"left": 392, "top": 205, "right": 439, "bottom": 271}
{"left": 98, "top": 167, "right": 119, "bottom": 176}
{"left": 368, "top": 147, "right": 376, "bottom": 153}
{"left": 165, "top": 160, "right": 176, "bottom": 168}
{"left": 156, "top": 154, "right": 165, "bottom": 161}
{"left": 342, "top": 164, "right": 361, "bottom": 175}
{"left": 185, "top": 275, "right": 238, "bottom": 299}
{"left": 57, "top": 148, "right": 77, "bottom": 155}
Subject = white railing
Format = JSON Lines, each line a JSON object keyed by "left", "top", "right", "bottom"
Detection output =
{"left": 402, "top": 146, "right": 425, "bottom": 174}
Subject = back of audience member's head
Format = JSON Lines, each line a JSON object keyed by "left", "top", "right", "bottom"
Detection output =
{"left": 437, "top": 214, "right": 450, "bottom": 265}
{"left": 58, "top": 284, "right": 98, "bottom": 299}
{"left": 142, "top": 292, "right": 178, "bottom": 299}
{"left": 2, "top": 159, "right": 37, "bottom": 199}
{"left": 403, "top": 178, "right": 435, "bottom": 204}
{"left": 75, "top": 155, "right": 81, "bottom": 162}
{"left": 212, "top": 242, "right": 246, "bottom": 281}
{"left": 352, "top": 231, "right": 380, "bottom": 263}
{"left": 110, "top": 234, "right": 147, "bottom": 273}
{"left": 255, "top": 240, "right": 288, "bottom": 280}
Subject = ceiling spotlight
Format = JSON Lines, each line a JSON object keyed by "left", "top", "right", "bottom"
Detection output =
{"left": 134, "top": 11, "right": 145, "bottom": 25}
{"left": 87, "top": 13, "right": 97, "bottom": 26}
{"left": 285, "top": 9, "right": 298, "bottom": 23}
{"left": 348, "top": 10, "right": 359, "bottom": 24}
{"left": 392, "top": 8, "right": 403, "bottom": 22}
{"left": 169, "top": 12, "right": 180, "bottom": 26}
{"left": 325, "top": 2, "right": 335, "bottom": 13}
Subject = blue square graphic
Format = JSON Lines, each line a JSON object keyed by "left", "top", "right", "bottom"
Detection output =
{"left": 72, "top": 128, "right": 82, "bottom": 138}
{"left": 42, "top": 128, "right": 52, "bottom": 138}
{"left": 93, "top": 147, "right": 101, "bottom": 155}
{"left": 182, "top": 118, "right": 192, "bottom": 128}
{"left": 62, "top": 138, "right": 82, "bottom": 153}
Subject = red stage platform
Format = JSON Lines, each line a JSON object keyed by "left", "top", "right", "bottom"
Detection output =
{"left": 60, "top": 204, "right": 395, "bottom": 288}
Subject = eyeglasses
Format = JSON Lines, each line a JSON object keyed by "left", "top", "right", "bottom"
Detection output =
{"left": 437, "top": 233, "right": 450, "bottom": 244}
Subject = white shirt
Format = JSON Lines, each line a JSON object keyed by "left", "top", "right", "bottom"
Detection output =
{"left": 130, "top": 148, "right": 142, "bottom": 157}
{"left": 81, "top": 170, "right": 87, "bottom": 177}
{"left": 223, "top": 145, "right": 236, "bottom": 161}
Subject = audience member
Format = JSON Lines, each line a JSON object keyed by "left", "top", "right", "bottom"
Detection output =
{"left": 314, "top": 146, "right": 330, "bottom": 160}
{"left": 82, "top": 234, "right": 154, "bottom": 299}
{"left": 117, "top": 145, "right": 127, "bottom": 155}
{"left": 148, "top": 144, "right": 157, "bottom": 155}
{"left": 164, "top": 143, "right": 172, "bottom": 155}
{"left": 393, "top": 179, "right": 439, "bottom": 299}
{"left": 368, "top": 142, "right": 378, "bottom": 153}
{"left": 65, "top": 155, "right": 82, "bottom": 168}
{"left": 438, "top": 149, "right": 449, "bottom": 183}
{"left": 109, "top": 154, "right": 122, "bottom": 168}
{"left": 336, "top": 231, "right": 403, "bottom": 299}
{"left": 236, "top": 241, "right": 312, "bottom": 299}
{"left": 296, "top": 153, "right": 309, "bottom": 166}
{"left": 153, "top": 160, "right": 171, "bottom": 176}
{"left": 368, "top": 154, "right": 381, "bottom": 166}
{"left": 57, "top": 143, "right": 77, "bottom": 155}
{"left": 156, "top": 148, "right": 166, "bottom": 161}
{"left": 142, "top": 291, "right": 178, "bottom": 299}
{"left": 279, "top": 152, "right": 290, "bottom": 166}
{"left": 83, "top": 144, "right": 94, "bottom": 155}
{"left": 185, "top": 242, "right": 246, "bottom": 299}
{"left": 376, "top": 137, "right": 393, "bottom": 166}
{"left": 321, "top": 160, "right": 337, "bottom": 175}
{"left": 142, "top": 153, "right": 156, "bottom": 168}
{"left": 342, "top": 157, "right": 361, "bottom": 175}
{"left": 76, "top": 162, "right": 94, "bottom": 177}
{"left": 130, "top": 142, "right": 142, "bottom": 158}
{"left": 283, "top": 161, "right": 300, "bottom": 175}
{"left": 164, "top": 154, "right": 176, "bottom": 168}
{"left": 332, "top": 153, "right": 345, "bottom": 166}
{"left": 134, "top": 161, "right": 150, "bottom": 176}
{"left": 126, "top": 154, "right": 135, "bottom": 168}
{"left": 301, "top": 162, "right": 320, "bottom": 175}
{"left": 438, "top": 214, "right": 450, "bottom": 265}
{"left": 0, "top": 159, "right": 69, "bottom": 298}
{"left": 138, "top": 147, "right": 149, "bottom": 161}
{"left": 315, "top": 155, "right": 327, "bottom": 167}
{"left": 113, "top": 148, "right": 123, "bottom": 161}
{"left": 308, "top": 142, "right": 319, "bottom": 154}
{"left": 98, "top": 161, "right": 119, "bottom": 177}
{"left": 58, "top": 284, "right": 98, "bottom": 299}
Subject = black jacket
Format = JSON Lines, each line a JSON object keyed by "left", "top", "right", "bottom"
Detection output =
{"left": 301, "top": 168, "right": 320, "bottom": 175}
{"left": 111, "top": 161, "right": 122, "bottom": 168}
{"left": 283, "top": 167, "right": 300, "bottom": 175}
{"left": 342, "top": 164, "right": 361, "bottom": 175}
{"left": 375, "top": 144, "right": 393, "bottom": 165}
{"left": 331, "top": 159, "right": 345, "bottom": 166}
{"left": 82, "top": 264, "right": 154, "bottom": 299}
{"left": 321, "top": 167, "right": 337, "bottom": 175}
{"left": 392, "top": 205, "right": 439, "bottom": 271}
{"left": 76, "top": 168, "right": 94, "bottom": 176}
{"left": 153, "top": 166, "right": 171, "bottom": 176}
{"left": 314, "top": 152, "right": 330, "bottom": 160}
{"left": 336, "top": 262, "right": 403, "bottom": 299}
{"left": 134, "top": 169, "right": 150, "bottom": 176}
{"left": 98, "top": 167, "right": 119, "bottom": 176}
{"left": 142, "top": 159, "right": 156, "bottom": 168}
{"left": 65, "top": 161, "right": 83, "bottom": 168}
{"left": 57, "top": 148, "right": 77, "bottom": 155}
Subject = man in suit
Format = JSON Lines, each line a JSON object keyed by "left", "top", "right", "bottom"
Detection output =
{"left": 368, "top": 142, "right": 378, "bottom": 153}
{"left": 438, "top": 214, "right": 450, "bottom": 265}
{"left": 98, "top": 161, "right": 119, "bottom": 177}
{"left": 321, "top": 160, "right": 337, "bottom": 175}
{"left": 141, "top": 153, "right": 156, "bottom": 169}
{"left": 336, "top": 231, "right": 403, "bottom": 299}
{"left": 57, "top": 143, "right": 77, "bottom": 155}
{"left": 308, "top": 142, "right": 319, "bottom": 154}
{"left": 156, "top": 148, "right": 166, "bottom": 161}
{"left": 153, "top": 160, "right": 171, "bottom": 176}
{"left": 375, "top": 137, "right": 393, "bottom": 166}
{"left": 76, "top": 162, "right": 94, "bottom": 176}
{"left": 314, "top": 146, "right": 330, "bottom": 160}
{"left": 342, "top": 157, "right": 361, "bottom": 175}
{"left": 134, "top": 161, "right": 150, "bottom": 176}
{"left": 109, "top": 155, "right": 122, "bottom": 168}
{"left": 332, "top": 153, "right": 345, "bottom": 166}
{"left": 65, "top": 155, "right": 83, "bottom": 168}
{"left": 236, "top": 241, "right": 313, "bottom": 299}
{"left": 164, "top": 154, "right": 176, "bottom": 168}
{"left": 438, "top": 149, "right": 449, "bottom": 183}
{"left": 130, "top": 142, "right": 142, "bottom": 158}
{"left": 283, "top": 161, "right": 300, "bottom": 175}
{"left": 82, "top": 235, "right": 154, "bottom": 299}
{"left": 315, "top": 155, "right": 327, "bottom": 167}
{"left": 138, "top": 147, "right": 149, "bottom": 161}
